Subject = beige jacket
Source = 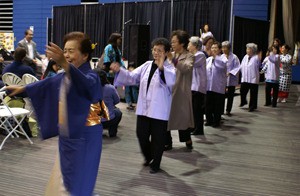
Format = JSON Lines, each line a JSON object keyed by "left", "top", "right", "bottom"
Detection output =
{"left": 168, "top": 50, "right": 195, "bottom": 130}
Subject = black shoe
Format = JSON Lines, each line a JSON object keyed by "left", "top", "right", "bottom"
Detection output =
{"left": 109, "top": 134, "right": 117, "bottom": 138}
{"left": 126, "top": 105, "right": 135, "bottom": 110}
{"left": 149, "top": 166, "right": 160, "bottom": 174}
{"left": 239, "top": 103, "right": 247, "bottom": 107}
{"left": 204, "top": 122, "right": 213, "bottom": 126}
{"left": 164, "top": 144, "right": 173, "bottom": 151}
{"left": 248, "top": 108, "right": 255, "bottom": 112}
{"left": 225, "top": 111, "right": 232, "bottom": 117}
{"left": 191, "top": 130, "right": 204, "bottom": 135}
{"left": 185, "top": 141, "right": 193, "bottom": 150}
{"left": 143, "top": 160, "right": 151, "bottom": 167}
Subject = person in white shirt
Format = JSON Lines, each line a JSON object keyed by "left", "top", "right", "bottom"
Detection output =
{"left": 200, "top": 24, "right": 213, "bottom": 42}
{"left": 17, "top": 29, "right": 42, "bottom": 72}
{"left": 239, "top": 43, "right": 261, "bottom": 112}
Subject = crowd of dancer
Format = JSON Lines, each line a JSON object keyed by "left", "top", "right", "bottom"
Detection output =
{"left": 107, "top": 25, "right": 296, "bottom": 176}
{"left": 0, "top": 24, "right": 297, "bottom": 195}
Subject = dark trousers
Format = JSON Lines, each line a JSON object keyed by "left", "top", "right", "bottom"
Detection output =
{"left": 265, "top": 82, "right": 279, "bottom": 107}
{"left": 165, "top": 128, "right": 192, "bottom": 146}
{"left": 136, "top": 115, "right": 167, "bottom": 169}
{"left": 205, "top": 91, "right": 225, "bottom": 125}
{"left": 240, "top": 82, "right": 258, "bottom": 110}
{"left": 226, "top": 86, "right": 236, "bottom": 113}
{"left": 102, "top": 108, "right": 122, "bottom": 137}
{"left": 191, "top": 91, "right": 205, "bottom": 134}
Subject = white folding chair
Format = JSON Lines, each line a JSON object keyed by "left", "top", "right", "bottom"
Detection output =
{"left": 22, "top": 74, "right": 39, "bottom": 85}
{"left": 0, "top": 91, "right": 33, "bottom": 150}
{"left": 2, "top": 72, "right": 25, "bottom": 86}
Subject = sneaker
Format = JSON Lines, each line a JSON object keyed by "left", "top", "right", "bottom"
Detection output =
{"left": 281, "top": 98, "right": 287, "bottom": 103}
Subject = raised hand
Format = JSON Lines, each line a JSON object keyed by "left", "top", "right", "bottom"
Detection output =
{"left": 46, "top": 42, "right": 69, "bottom": 72}
{"left": 110, "top": 62, "right": 121, "bottom": 73}
{"left": 5, "top": 85, "right": 25, "bottom": 97}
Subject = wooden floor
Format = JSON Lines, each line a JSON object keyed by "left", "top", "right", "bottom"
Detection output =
{"left": 1, "top": 84, "right": 300, "bottom": 196}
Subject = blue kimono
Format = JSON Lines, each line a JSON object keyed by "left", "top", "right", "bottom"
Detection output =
{"left": 26, "top": 62, "right": 102, "bottom": 196}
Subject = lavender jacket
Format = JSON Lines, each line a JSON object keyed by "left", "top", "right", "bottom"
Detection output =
{"left": 240, "top": 54, "right": 261, "bottom": 84}
{"left": 206, "top": 55, "right": 228, "bottom": 94}
{"left": 261, "top": 54, "right": 280, "bottom": 82}
{"left": 191, "top": 51, "right": 207, "bottom": 94}
{"left": 221, "top": 52, "right": 241, "bottom": 87}
{"left": 114, "top": 60, "right": 176, "bottom": 121}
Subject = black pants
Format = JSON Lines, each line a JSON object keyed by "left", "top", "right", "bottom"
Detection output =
{"left": 136, "top": 115, "right": 167, "bottom": 170}
{"left": 102, "top": 108, "right": 122, "bottom": 137}
{"left": 165, "top": 128, "right": 192, "bottom": 146}
{"left": 205, "top": 91, "right": 225, "bottom": 125}
{"left": 240, "top": 82, "right": 258, "bottom": 110}
{"left": 191, "top": 91, "right": 205, "bottom": 134}
{"left": 265, "top": 82, "right": 279, "bottom": 107}
{"left": 226, "top": 86, "right": 236, "bottom": 113}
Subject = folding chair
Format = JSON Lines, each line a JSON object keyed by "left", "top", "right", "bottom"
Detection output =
{"left": 22, "top": 74, "right": 39, "bottom": 85}
{"left": 0, "top": 91, "right": 33, "bottom": 150}
{"left": 2, "top": 72, "right": 25, "bottom": 86}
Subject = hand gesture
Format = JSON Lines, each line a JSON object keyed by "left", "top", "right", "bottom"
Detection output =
{"left": 5, "top": 85, "right": 25, "bottom": 97}
{"left": 157, "top": 54, "right": 166, "bottom": 70}
{"left": 46, "top": 42, "right": 69, "bottom": 72}
{"left": 110, "top": 62, "right": 121, "bottom": 73}
{"left": 167, "top": 52, "right": 173, "bottom": 62}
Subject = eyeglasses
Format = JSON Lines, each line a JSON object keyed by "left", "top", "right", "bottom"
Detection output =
{"left": 152, "top": 48, "right": 164, "bottom": 54}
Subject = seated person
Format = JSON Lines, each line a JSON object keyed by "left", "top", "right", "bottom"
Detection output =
{"left": 0, "top": 44, "right": 14, "bottom": 79}
{"left": 95, "top": 69, "right": 122, "bottom": 137}
{"left": 41, "top": 59, "right": 60, "bottom": 79}
{"left": 3, "top": 47, "right": 35, "bottom": 78}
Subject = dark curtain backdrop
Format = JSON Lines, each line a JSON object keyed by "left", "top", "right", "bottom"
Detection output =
{"left": 52, "top": 0, "right": 230, "bottom": 58}
{"left": 233, "top": 16, "right": 269, "bottom": 61}
{"left": 85, "top": 4, "right": 123, "bottom": 57}
{"left": 53, "top": 5, "right": 85, "bottom": 48}
{"left": 123, "top": 1, "right": 172, "bottom": 59}
{"left": 172, "top": 0, "right": 230, "bottom": 42}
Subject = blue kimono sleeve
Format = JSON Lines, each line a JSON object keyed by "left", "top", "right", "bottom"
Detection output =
{"left": 26, "top": 75, "right": 61, "bottom": 139}
{"left": 69, "top": 64, "right": 102, "bottom": 103}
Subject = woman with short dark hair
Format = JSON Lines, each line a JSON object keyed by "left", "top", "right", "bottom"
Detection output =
{"left": 111, "top": 37, "right": 176, "bottom": 174}
{"left": 166, "top": 30, "right": 194, "bottom": 150}
{"left": 205, "top": 41, "right": 228, "bottom": 127}
{"left": 95, "top": 69, "right": 122, "bottom": 137}
{"left": 261, "top": 44, "right": 280, "bottom": 107}
{"left": 278, "top": 44, "right": 293, "bottom": 102}
{"left": 7, "top": 32, "right": 103, "bottom": 195}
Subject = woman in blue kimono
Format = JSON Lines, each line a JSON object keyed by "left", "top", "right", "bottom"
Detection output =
{"left": 7, "top": 32, "right": 103, "bottom": 196}
{"left": 110, "top": 38, "right": 176, "bottom": 174}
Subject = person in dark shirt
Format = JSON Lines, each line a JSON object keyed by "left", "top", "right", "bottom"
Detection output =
{"left": 3, "top": 47, "right": 35, "bottom": 78}
{"left": 94, "top": 69, "right": 122, "bottom": 137}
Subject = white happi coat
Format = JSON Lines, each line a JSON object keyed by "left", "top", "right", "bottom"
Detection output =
{"left": 240, "top": 54, "right": 261, "bottom": 84}
{"left": 114, "top": 60, "right": 176, "bottom": 121}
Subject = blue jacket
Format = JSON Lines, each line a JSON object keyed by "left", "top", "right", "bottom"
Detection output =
{"left": 3, "top": 61, "right": 35, "bottom": 78}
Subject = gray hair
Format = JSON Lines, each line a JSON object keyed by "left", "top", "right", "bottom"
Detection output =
{"left": 189, "top": 36, "right": 202, "bottom": 50}
{"left": 221, "top": 41, "right": 231, "bottom": 49}
{"left": 246, "top": 43, "right": 258, "bottom": 53}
